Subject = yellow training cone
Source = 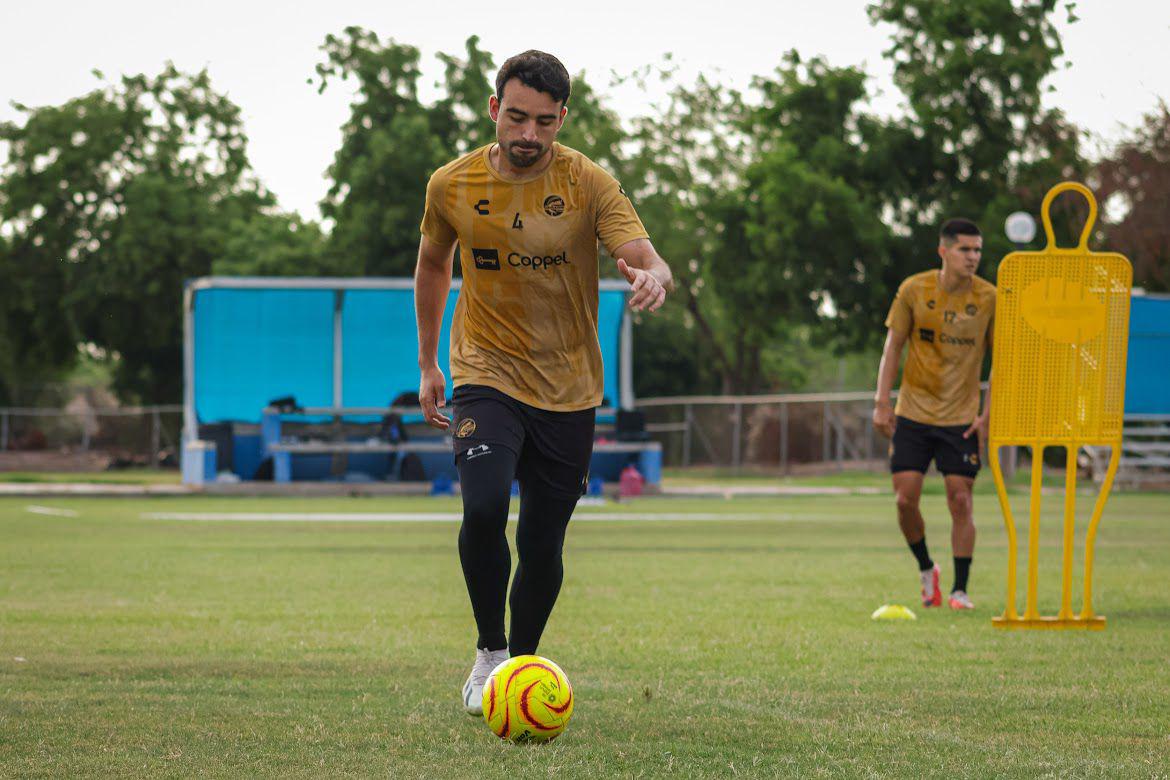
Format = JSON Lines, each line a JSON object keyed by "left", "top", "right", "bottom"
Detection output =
{"left": 871, "top": 604, "right": 917, "bottom": 621}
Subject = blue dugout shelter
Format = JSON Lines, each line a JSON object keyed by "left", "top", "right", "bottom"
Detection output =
{"left": 1126, "top": 293, "right": 1170, "bottom": 415}
{"left": 181, "top": 277, "right": 651, "bottom": 485}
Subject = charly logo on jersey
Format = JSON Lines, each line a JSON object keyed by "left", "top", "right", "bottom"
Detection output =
{"left": 543, "top": 195, "right": 565, "bottom": 217}
{"left": 472, "top": 248, "right": 500, "bottom": 271}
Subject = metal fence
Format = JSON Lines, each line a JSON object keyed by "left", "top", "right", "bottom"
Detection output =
{"left": 0, "top": 390, "right": 985, "bottom": 475}
{"left": 0, "top": 405, "right": 183, "bottom": 469}
{"left": 634, "top": 391, "right": 889, "bottom": 472}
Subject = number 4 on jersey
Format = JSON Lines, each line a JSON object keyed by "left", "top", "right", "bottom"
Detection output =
{"left": 512, "top": 213, "right": 523, "bottom": 230}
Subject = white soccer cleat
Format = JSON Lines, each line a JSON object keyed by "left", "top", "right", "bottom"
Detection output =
{"left": 948, "top": 590, "right": 975, "bottom": 610}
{"left": 462, "top": 647, "right": 509, "bottom": 715}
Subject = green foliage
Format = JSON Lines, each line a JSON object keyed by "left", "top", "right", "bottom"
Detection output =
{"left": 1095, "top": 101, "right": 1170, "bottom": 291}
{"left": 867, "top": 0, "right": 1086, "bottom": 276}
{"left": 0, "top": 4, "right": 1107, "bottom": 403}
{"left": 315, "top": 29, "right": 464, "bottom": 276}
{"left": 430, "top": 35, "right": 497, "bottom": 155}
{"left": 0, "top": 65, "right": 265, "bottom": 403}
{"left": 0, "top": 228, "right": 74, "bottom": 405}
{"left": 212, "top": 209, "right": 331, "bottom": 277}
{"left": 744, "top": 55, "right": 890, "bottom": 349}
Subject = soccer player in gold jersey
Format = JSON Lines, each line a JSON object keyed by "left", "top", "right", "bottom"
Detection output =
{"left": 873, "top": 219, "right": 995, "bottom": 611}
{"left": 413, "top": 50, "right": 673, "bottom": 714}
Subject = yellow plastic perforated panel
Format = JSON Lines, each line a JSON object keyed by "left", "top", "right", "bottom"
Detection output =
{"left": 990, "top": 184, "right": 1132, "bottom": 445}
{"left": 989, "top": 182, "right": 1133, "bottom": 630}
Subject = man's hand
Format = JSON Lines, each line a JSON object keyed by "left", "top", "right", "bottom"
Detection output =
{"left": 419, "top": 364, "right": 451, "bottom": 430}
{"left": 873, "top": 402, "right": 896, "bottom": 438}
{"left": 963, "top": 412, "right": 989, "bottom": 454}
{"left": 616, "top": 257, "right": 667, "bottom": 312}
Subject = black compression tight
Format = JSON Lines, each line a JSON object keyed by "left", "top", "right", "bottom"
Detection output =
{"left": 457, "top": 449, "right": 577, "bottom": 656}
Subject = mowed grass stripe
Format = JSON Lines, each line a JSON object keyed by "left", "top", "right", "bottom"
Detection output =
{"left": 135, "top": 510, "right": 823, "bottom": 523}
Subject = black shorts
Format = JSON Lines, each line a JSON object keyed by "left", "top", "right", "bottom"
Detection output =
{"left": 451, "top": 384, "right": 595, "bottom": 499}
{"left": 890, "top": 416, "right": 980, "bottom": 478}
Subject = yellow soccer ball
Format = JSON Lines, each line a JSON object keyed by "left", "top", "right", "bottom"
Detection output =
{"left": 482, "top": 654, "right": 574, "bottom": 743}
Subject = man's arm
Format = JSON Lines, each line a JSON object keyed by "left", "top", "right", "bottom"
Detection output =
{"left": 873, "top": 328, "right": 908, "bottom": 438}
{"left": 612, "top": 238, "right": 674, "bottom": 312}
{"left": 415, "top": 235, "right": 457, "bottom": 429}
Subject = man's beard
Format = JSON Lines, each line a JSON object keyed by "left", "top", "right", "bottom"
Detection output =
{"left": 505, "top": 141, "right": 545, "bottom": 168}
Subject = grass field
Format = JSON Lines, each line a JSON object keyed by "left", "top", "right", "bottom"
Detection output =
{"left": 2, "top": 490, "right": 1168, "bottom": 778}
{"left": 0, "top": 470, "right": 181, "bottom": 484}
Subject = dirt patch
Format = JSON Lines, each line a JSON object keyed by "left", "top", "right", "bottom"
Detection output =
{"left": 0, "top": 450, "right": 112, "bottom": 472}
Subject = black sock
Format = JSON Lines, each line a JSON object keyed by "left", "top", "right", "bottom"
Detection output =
{"left": 953, "top": 557, "right": 972, "bottom": 593}
{"left": 908, "top": 538, "right": 934, "bottom": 572}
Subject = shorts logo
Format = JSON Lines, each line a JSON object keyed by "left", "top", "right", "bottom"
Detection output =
{"left": 964, "top": 452, "right": 980, "bottom": 466}
{"left": 966, "top": 303, "right": 978, "bottom": 316}
{"left": 472, "top": 248, "right": 500, "bottom": 271}
{"left": 455, "top": 418, "right": 477, "bottom": 438}
{"left": 543, "top": 195, "right": 565, "bottom": 217}
{"left": 465, "top": 443, "right": 491, "bottom": 460}
{"left": 919, "top": 328, "right": 935, "bottom": 343}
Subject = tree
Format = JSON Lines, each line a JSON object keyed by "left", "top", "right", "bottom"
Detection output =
{"left": 0, "top": 216, "right": 76, "bottom": 405}
{"left": 1095, "top": 102, "right": 1170, "bottom": 291}
{"left": 213, "top": 209, "right": 330, "bottom": 277}
{"left": 315, "top": 28, "right": 453, "bottom": 277}
{"left": 618, "top": 70, "right": 754, "bottom": 394}
{"left": 867, "top": 0, "right": 1086, "bottom": 277}
{"left": 744, "top": 54, "right": 890, "bottom": 352}
{"left": 0, "top": 65, "right": 266, "bottom": 402}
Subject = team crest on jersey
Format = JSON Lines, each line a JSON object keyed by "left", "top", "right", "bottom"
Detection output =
{"left": 966, "top": 303, "right": 978, "bottom": 316}
{"left": 543, "top": 195, "right": 565, "bottom": 217}
{"left": 455, "top": 418, "right": 477, "bottom": 438}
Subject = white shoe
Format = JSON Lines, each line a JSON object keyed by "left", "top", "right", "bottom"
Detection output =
{"left": 948, "top": 590, "right": 975, "bottom": 610}
{"left": 462, "top": 647, "right": 509, "bottom": 715}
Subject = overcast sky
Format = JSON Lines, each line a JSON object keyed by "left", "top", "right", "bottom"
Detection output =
{"left": 3, "top": 1, "right": 1167, "bottom": 220}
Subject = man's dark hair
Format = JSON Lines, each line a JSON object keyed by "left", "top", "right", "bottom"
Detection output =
{"left": 940, "top": 218, "right": 981, "bottom": 244}
{"left": 495, "top": 50, "right": 571, "bottom": 106}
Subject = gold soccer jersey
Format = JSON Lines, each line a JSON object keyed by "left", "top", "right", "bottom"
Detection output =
{"left": 885, "top": 270, "right": 996, "bottom": 426}
{"left": 420, "top": 143, "right": 648, "bottom": 411}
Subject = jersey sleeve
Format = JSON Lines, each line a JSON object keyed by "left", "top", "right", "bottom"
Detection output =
{"left": 419, "top": 168, "right": 457, "bottom": 245}
{"left": 590, "top": 166, "right": 649, "bottom": 256}
{"left": 885, "top": 278, "right": 915, "bottom": 336}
